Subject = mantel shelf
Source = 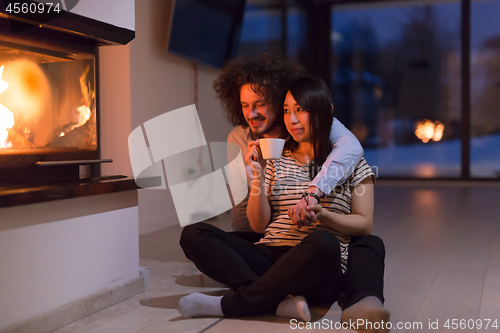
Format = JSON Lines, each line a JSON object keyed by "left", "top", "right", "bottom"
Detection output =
{"left": 0, "top": 176, "right": 145, "bottom": 208}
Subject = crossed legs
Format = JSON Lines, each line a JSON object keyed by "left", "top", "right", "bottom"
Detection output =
{"left": 179, "top": 222, "right": 343, "bottom": 318}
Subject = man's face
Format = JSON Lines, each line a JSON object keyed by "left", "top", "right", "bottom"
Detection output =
{"left": 240, "top": 84, "right": 279, "bottom": 137}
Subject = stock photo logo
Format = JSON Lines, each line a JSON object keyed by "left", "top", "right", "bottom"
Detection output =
{"left": 2, "top": 0, "right": 79, "bottom": 33}
{"left": 128, "top": 105, "right": 248, "bottom": 227}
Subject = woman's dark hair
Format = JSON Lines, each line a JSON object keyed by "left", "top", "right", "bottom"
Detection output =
{"left": 213, "top": 54, "right": 305, "bottom": 127}
{"left": 285, "top": 76, "right": 334, "bottom": 180}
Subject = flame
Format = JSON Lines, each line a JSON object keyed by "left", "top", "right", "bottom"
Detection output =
{"left": 65, "top": 66, "right": 93, "bottom": 133}
{"left": 0, "top": 65, "right": 8, "bottom": 94}
{"left": 76, "top": 105, "right": 91, "bottom": 126}
{"left": 0, "top": 63, "right": 94, "bottom": 146}
{"left": 415, "top": 119, "right": 444, "bottom": 143}
{"left": 0, "top": 65, "right": 14, "bottom": 148}
{"left": 77, "top": 66, "right": 92, "bottom": 127}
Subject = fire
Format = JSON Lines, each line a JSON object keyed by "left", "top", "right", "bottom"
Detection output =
{"left": 65, "top": 66, "right": 93, "bottom": 133}
{"left": 415, "top": 119, "right": 444, "bottom": 143}
{"left": 0, "top": 65, "right": 8, "bottom": 94}
{"left": 0, "top": 61, "right": 94, "bottom": 147}
{"left": 76, "top": 66, "right": 92, "bottom": 127}
{"left": 76, "top": 105, "right": 91, "bottom": 126}
{"left": 0, "top": 65, "right": 14, "bottom": 148}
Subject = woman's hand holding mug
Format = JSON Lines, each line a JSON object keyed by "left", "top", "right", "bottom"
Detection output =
{"left": 244, "top": 140, "right": 265, "bottom": 178}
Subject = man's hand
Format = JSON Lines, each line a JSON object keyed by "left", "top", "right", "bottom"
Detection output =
{"left": 288, "top": 195, "right": 318, "bottom": 229}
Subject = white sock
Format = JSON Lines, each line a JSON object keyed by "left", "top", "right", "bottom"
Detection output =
{"left": 276, "top": 295, "right": 311, "bottom": 322}
{"left": 178, "top": 293, "right": 224, "bottom": 318}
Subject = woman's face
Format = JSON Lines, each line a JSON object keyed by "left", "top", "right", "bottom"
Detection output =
{"left": 283, "top": 91, "right": 310, "bottom": 143}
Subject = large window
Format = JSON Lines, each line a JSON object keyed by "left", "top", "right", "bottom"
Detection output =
{"left": 238, "top": 0, "right": 283, "bottom": 57}
{"left": 236, "top": 0, "right": 499, "bottom": 180}
{"left": 331, "top": 2, "right": 461, "bottom": 178}
{"left": 471, "top": 0, "right": 500, "bottom": 178}
{"left": 238, "top": 0, "right": 308, "bottom": 67}
{"left": 286, "top": 0, "right": 308, "bottom": 65}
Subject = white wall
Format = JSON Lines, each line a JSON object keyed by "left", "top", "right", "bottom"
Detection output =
{"left": 129, "top": 0, "right": 235, "bottom": 227}
{"left": 0, "top": 192, "right": 139, "bottom": 329}
{"left": 0, "top": 2, "right": 139, "bottom": 329}
{"left": 99, "top": 44, "right": 133, "bottom": 177}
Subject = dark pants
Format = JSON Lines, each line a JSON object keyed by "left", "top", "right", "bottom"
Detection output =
{"left": 338, "top": 235, "right": 385, "bottom": 309}
{"left": 229, "top": 231, "right": 386, "bottom": 310}
{"left": 229, "top": 231, "right": 264, "bottom": 244}
{"left": 180, "top": 222, "right": 343, "bottom": 317}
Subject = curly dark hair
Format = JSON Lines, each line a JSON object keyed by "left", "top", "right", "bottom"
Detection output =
{"left": 213, "top": 54, "right": 305, "bottom": 127}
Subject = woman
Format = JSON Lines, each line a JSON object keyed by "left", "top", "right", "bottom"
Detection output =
{"left": 179, "top": 76, "right": 375, "bottom": 322}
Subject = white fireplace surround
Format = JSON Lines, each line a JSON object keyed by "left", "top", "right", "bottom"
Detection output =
{"left": 0, "top": 191, "right": 141, "bottom": 332}
{"left": 0, "top": 2, "right": 138, "bottom": 332}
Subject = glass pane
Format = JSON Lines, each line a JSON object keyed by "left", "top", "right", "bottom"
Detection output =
{"left": 238, "top": 0, "right": 283, "bottom": 57}
{"left": 332, "top": 1, "right": 461, "bottom": 178}
{"left": 471, "top": 0, "right": 500, "bottom": 178}
{"left": 287, "top": 0, "right": 307, "bottom": 66}
{"left": 0, "top": 38, "right": 96, "bottom": 151}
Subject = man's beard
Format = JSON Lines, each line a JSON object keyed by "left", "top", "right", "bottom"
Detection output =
{"left": 249, "top": 115, "right": 279, "bottom": 137}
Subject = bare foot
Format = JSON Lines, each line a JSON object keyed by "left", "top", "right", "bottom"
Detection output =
{"left": 341, "top": 296, "right": 390, "bottom": 333}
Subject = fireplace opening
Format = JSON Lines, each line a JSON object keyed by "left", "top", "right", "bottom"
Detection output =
{"left": 0, "top": 3, "right": 136, "bottom": 206}
{"left": 0, "top": 40, "right": 96, "bottom": 151}
{"left": 0, "top": 27, "right": 100, "bottom": 185}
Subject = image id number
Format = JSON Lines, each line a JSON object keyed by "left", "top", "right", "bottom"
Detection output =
{"left": 444, "top": 319, "right": 498, "bottom": 330}
{"left": 6, "top": 2, "right": 61, "bottom": 14}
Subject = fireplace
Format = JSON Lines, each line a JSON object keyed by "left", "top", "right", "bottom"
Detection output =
{"left": 0, "top": 4, "right": 141, "bottom": 333}
{"left": 0, "top": 34, "right": 98, "bottom": 184}
{"left": 0, "top": 3, "right": 134, "bottom": 186}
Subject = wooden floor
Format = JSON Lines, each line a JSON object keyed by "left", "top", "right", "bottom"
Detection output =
{"left": 52, "top": 182, "right": 500, "bottom": 333}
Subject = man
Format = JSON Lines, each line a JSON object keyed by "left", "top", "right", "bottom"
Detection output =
{"left": 213, "top": 55, "right": 389, "bottom": 330}
{"left": 216, "top": 56, "right": 363, "bottom": 239}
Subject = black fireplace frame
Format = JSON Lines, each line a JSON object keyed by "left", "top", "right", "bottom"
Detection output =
{"left": 0, "top": 3, "right": 134, "bottom": 185}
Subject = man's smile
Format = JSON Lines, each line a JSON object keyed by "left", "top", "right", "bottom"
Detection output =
{"left": 248, "top": 118, "right": 264, "bottom": 127}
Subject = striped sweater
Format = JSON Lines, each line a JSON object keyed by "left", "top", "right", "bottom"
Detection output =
{"left": 255, "top": 150, "right": 375, "bottom": 272}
